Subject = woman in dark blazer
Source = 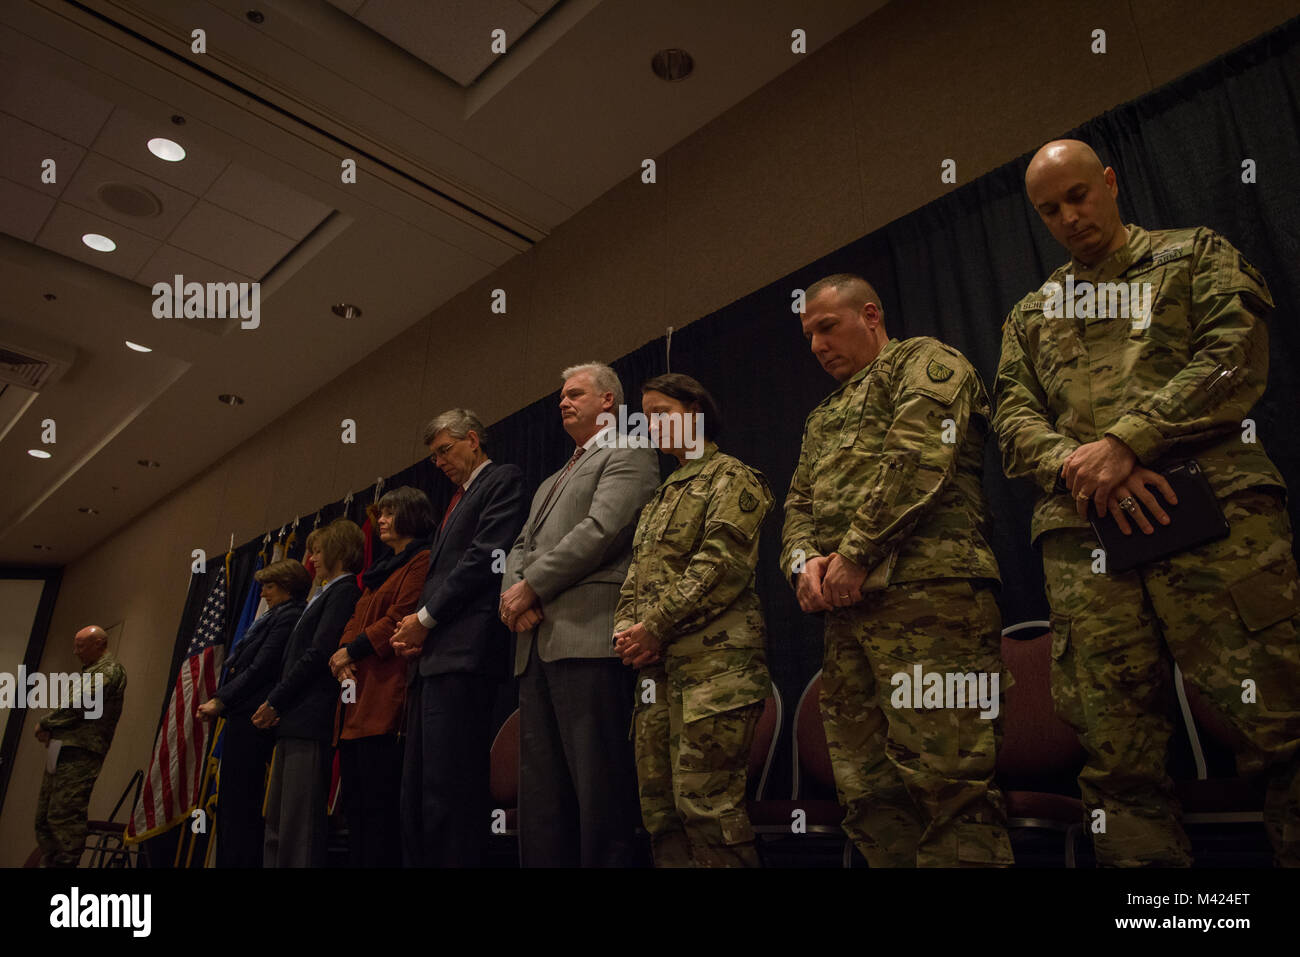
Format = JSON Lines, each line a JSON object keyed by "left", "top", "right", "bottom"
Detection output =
{"left": 253, "top": 518, "right": 364, "bottom": 867}
{"left": 198, "top": 559, "right": 310, "bottom": 867}
{"left": 328, "top": 486, "right": 434, "bottom": 867}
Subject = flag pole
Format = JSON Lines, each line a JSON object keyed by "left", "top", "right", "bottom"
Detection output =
{"left": 186, "top": 716, "right": 224, "bottom": 866}
{"left": 175, "top": 713, "right": 224, "bottom": 867}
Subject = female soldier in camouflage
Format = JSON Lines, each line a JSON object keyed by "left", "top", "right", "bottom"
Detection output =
{"left": 613, "top": 373, "right": 773, "bottom": 867}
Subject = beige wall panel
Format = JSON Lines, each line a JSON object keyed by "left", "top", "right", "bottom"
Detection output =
{"left": 346, "top": 319, "right": 437, "bottom": 481}
{"left": 1133, "top": 0, "right": 1298, "bottom": 86}
{"left": 846, "top": 0, "right": 1150, "bottom": 231}
{"left": 261, "top": 402, "right": 342, "bottom": 533}
{"left": 422, "top": 252, "right": 537, "bottom": 430}
{"left": 210, "top": 429, "right": 278, "bottom": 549}
{"left": 527, "top": 176, "right": 669, "bottom": 402}
{"left": 662, "top": 35, "right": 864, "bottom": 330}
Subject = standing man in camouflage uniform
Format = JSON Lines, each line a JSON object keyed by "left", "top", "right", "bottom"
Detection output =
{"left": 614, "top": 373, "right": 772, "bottom": 867}
{"left": 33, "top": 625, "right": 128, "bottom": 867}
{"left": 780, "top": 274, "right": 1014, "bottom": 867}
{"left": 994, "top": 139, "right": 1300, "bottom": 866}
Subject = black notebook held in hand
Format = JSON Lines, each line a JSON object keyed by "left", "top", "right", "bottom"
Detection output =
{"left": 1088, "top": 459, "right": 1230, "bottom": 573}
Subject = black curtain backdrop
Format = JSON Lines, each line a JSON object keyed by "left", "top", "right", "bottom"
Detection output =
{"left": 160, "top": 17, "right": 1300, "bottom": 817}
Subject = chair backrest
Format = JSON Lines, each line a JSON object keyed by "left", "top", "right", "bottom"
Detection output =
{"left": 748, "top": 685, "right": 783, "bottom": 800}
{"left": 1180, "top": 680, "right": 1241, "bottom": 750}
{"left": 488, "top": 709, "right": 520, "bottom": 806}
{"left": 998, "top": 626, "right": 1086, "bottom": 782}
{"left": 1174, "top": 666, "right": 1245, "bottom": 780}
{"left": 793, "top": 671, "right": 836, "bottom": 796}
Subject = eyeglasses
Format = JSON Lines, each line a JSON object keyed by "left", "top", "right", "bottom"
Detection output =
{"left": 430, "top": 437, "right": 466, "bottom": 462}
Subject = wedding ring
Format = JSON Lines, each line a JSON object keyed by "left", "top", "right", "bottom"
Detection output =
{"left": 1077, "top": 492, "right": 1091, "bottom": 502}
{"left": 1119, "top": 497, "right": 1137, "bottom": 513}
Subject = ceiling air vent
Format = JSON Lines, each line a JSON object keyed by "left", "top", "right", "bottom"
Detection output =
{"left": 0, "top": 346, "right": 56, "bottom": 390}
{"left": 0, "top": 325, "right": 74, "bottom": 393}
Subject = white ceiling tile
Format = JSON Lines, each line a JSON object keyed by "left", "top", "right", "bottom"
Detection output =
{"left": 35, "top": 203, "right": 160, "bottom": 283}
{"left": 135, "top": 244, "right": 252, "bottom": 291}
{"left": 60, "top": 152, "right": 198, "bottom": 241}
{"left": 0, "top": 179, "right": 56, "bottom": 243}
{"left": 0, "top": 53, "right": 114, "bottom": 147}
{"left": 168, "top": 201, "right": 297, "bottom": 279}
{"left": 0, "top": 113, "right": 86, "bottom": 199}
{"left": 354, "top": 0, "right": 538, "bottom": 87}
{"left": 203, "top": 164, "right": 332, "bottom": 241}
{"left": 92, "top": 108, "right": 229, "bottom": 197}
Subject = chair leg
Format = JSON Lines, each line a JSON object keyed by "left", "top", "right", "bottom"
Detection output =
{"left": 1065, "top": 824, "right": 1079, "bottom": 869}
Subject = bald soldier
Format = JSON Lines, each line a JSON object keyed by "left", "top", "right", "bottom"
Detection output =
{"left": 33, "top": 626, "right": 128, "bottom": 867}
{"left": 780, "top": 274, "right": 1014, "bottom": 867}
{"left": 994, "top": 139, "right": 1300, "bottom": 866}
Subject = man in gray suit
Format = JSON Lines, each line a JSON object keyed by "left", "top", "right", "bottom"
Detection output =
{"left": 500, "top": 361, "right": 660, "bottom": 867}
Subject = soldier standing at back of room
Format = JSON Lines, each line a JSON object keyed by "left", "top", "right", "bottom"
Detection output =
{"left": 34, "top": 625, "right": 127, "bottom": 867}
{"left": 993, "top": 138, "right": 1300, "bottom": 866}
{"left": 780, "top": 274, "right": 1014, "bottom": 867}
{"left": 614, "top": 373, "right": 772, "bottom": 867}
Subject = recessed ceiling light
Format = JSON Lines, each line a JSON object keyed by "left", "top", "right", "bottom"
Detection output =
{"left": 137, "top": 459, "right": 161, "bottom": 468}
{"left": 218, "top": 393, "right": 245, "bottom": 406}
{"left": 82, "top": 233, "right": 116, "bottom": 252}
{"left": 78, "top": 506, "right": 99, "bottom": 515}
{"left": 28, "top": 448, "right": 52, "bottom": 459}
{"left": 331, "top": 303, "right": 362, "bottom": 319}
{"left": 125, "top": 340, "right": 152, "bottom": 352}
{"left": 147, "top": 137, "right": 186, "bottom": 162}
{"left": 651, "top": 49, "right": 694, "bottom": 81}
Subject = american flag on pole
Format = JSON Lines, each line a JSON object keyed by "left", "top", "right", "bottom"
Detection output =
{"left": 125, "top": 565, "right": 228, "bottom": 843}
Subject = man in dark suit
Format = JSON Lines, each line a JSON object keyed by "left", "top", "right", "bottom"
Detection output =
{"left": 391, "top": 409, "right": 527, "bottom": 866}
{"left": 499, "top": 362, "right": 660, "bottom": 867}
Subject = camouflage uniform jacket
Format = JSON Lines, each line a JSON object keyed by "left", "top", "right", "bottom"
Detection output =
{"left": 38, "top": 651, "right": 127, "bottom": 755}
{"left": 994, "top": 224, "right": 1285, "bottom": 543}
{"left": 780, "top": 337, "right": 1001, "bottom": 588}
{"left": 615, "top": 443, "right": 772, "bottom": 713}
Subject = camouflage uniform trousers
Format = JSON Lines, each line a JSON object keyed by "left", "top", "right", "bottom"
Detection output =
{"left": 632, "top": 653, "right": 766, "bottom": 867}
{"left": 820, "top": 578, "right": 1014, "bottom": 867}
{"left": 35, "top": 745, "right": 104, "bottom": 867}
{"left": 1041, "top": 487, "right": 1300, "bottom": 867}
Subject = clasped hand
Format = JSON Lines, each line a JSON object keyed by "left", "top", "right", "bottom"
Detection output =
{"left": 329, "top": 646, "right": 357, "bottom": 681}
{"left": 614, "top": 622, "right": 662, "bottom": 668}
{"left": 1063, "top": 438, "right": 1178, "bottom": 534}
{"left": 795, "top": 553, "right": 868, "bottom": 613}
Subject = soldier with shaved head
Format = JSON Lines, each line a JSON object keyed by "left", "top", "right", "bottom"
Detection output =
{"left": 994, "top": 138, "right": 1300, "bottom": 866}
{"left": 34, "top": 625, "right": 127, "bottom": 867}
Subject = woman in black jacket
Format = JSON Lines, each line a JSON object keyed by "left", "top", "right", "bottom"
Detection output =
{"left": 254, "top": 519, "right": 364, "bottom": 867}
{"left": 198, "top": 559, "right": 310, "bottom": 867}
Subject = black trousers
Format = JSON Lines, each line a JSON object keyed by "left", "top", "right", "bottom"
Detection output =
{"left": 215, "top": 716, "right": 276, "bottom": 868}
{"left": 339, "top": 734, "right": 403, "bottom": 867}
{"left": 400, "top": 671, "right": 496, "bottom": 867}
{"left": 518, "top": 646, "right": 640, "bottom": 867}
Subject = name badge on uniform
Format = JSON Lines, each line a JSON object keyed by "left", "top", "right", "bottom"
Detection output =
{"left": 1151, "top": 245, "right": 1188, "bottom": 267}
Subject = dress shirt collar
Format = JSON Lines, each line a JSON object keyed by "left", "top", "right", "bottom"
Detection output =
{"left": 462, "top": 458, "right": 493, "bottom": 491}
{"left": 582, "top": 424, "right": 615, "bottom": 453}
